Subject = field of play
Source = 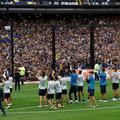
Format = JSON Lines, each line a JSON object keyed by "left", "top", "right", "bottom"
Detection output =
{"left": 1, "top": 80, "right": 120, "bottom": 120}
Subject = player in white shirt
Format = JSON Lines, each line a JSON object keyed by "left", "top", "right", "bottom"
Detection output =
{"left": 3, "top": 76, "right": 11, "bottom": 109}
{"left": 60, "top": 73, "right": 69, "bottom": 103}
{"left": 109, "top": 68, "right": 120, "bottom": 100}
{"left": 8, "top": 76, "right": 13, "bottom": 106}
{"left": 53, "top": 73, "right": 63, "bottom": 109}
{"left": 47, "top": 79, "right": 55, "bottom": 109}
{"left": 36, "top": 70, "right": 48, "bottom": 107}
{"left": 77, "top": 70, "right": 85, "bottom": 102}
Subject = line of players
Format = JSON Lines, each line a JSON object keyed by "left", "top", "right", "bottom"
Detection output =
{"left": 36, "top": 67, "right": 120, "bottom": 109}
{"left": 36, "top": 69, "right": 85, "bottom": 109}
{"left": 0, "top": 67, "right": 120, "bottom": 116}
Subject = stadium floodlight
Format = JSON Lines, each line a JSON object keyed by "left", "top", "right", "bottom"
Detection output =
{"left": 4, "top": 25, "right": 14, "bottom": 79}
{"left": 4, "top": 26, "right": 11, "bottom": 31}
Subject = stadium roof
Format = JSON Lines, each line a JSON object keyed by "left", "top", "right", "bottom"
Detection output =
{"left": 0, "top": 5, "right": 120, "bottom": 14}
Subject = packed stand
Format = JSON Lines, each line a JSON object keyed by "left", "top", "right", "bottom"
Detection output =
{"left": 0, "top": 15, "right": 120, "bottom": 80}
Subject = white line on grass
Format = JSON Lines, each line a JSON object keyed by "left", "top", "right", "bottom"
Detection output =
{"left": 8, "top": 106, "right": 38, "bottom": 111}
{"left": 7, "top": 102, "right": 87, "bottom": 111}
{"left": 7, "top": 100, "right": 120, "bottom": 111}
{"left": 7, "top": 105, "right": 120, "bottom": 115}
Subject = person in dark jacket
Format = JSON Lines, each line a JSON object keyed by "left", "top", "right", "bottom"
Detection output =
{"left": 14, "top": 68, "right": 21, "bottom": 91}
{"left": 0, "top": 85, "right": 6, "bottom": 116}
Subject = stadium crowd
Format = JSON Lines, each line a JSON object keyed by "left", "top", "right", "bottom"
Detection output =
{"left": 0, "top": 15, "right": 120, "bottom": 77}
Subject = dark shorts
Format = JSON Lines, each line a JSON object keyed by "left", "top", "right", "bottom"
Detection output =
{"left": 62, "top": 90, "right": 67, "bottom": 95}
{"left": 56, "top": 93, "right": 62, "bottom": 100}
{"left": 100, "top": 85, "right": 106, "bottom": 94}
{"left": 47, "top": 94, "right": 54, "bottom": 100}
{"left": 10, "top": 88, "right": 12, "bottom": 93}
{"left": 39, "top": 89, "right": 46, "bottom": 96}
{"left": 112, "top": 83, "right": 119, "bottom": 90}
{"left": 88, "top": 89, "right": 95, "bottom": 96}
{"left": 69, "top": 85, "right": 77, "bottom": 93}
{"left": 45, "top": 88, "right": 47, "bottom": 94}
{"left": 4, "top": 93, "right": 10, "bottom": 99}
{"left": 77, "top": 86, "right": 83, "bottom": 92}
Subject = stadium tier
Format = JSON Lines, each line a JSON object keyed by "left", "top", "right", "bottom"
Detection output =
{"left": 0, "top": 15, "right": 120, "bottom": 76}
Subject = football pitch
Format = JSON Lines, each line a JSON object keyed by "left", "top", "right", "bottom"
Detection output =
{"left": 1, "top": 80, "right": 120, "bottom": 120}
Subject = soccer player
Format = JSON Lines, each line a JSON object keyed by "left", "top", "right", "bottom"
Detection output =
{"left": 54, "top": 73, "right": 63, "bottom": 109}
{"left": 36, "top": 70, "right": 47, "bottom": 107}
{"left": 3, "top": 67, "right": 13, "bottom": 106}
{"left": 109, "top": 68, "right": 120, "bottom": 101}
{"left": 0, "top": 84, "right": 6, "bottom": 116}
{"left": 98, "top": 67, "right": 108, "bottom": 102}
{"left": 8, "top": 75, "right": 13, "bottom": 106}
{"left": 87, "top": 71, "right": 98, "bottom": 108}
{"left": 77, "top": 70, "right": 85, "bottom": 102}
{"left": 68, "top": 70, "right": 78, "bottom": 104}
{"left": 3, "top": 76, "right": 11, "bottom": 109}
{"left": 47, "top": 78, "right": 55, "bottom": 109}
{"left": 47, "top": 70, "right": 57, "bottom": 109}
{"left": 60, "top": 73, "right": 69, "bottom": 104}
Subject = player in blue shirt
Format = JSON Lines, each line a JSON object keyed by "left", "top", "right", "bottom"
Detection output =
{"left": 98, "top": 67, "right": 108, "bottom": 102}
{"left": 68, "top": 70, "right": 78, "bottom": 104}
{"left": 87, "top": 71, "right": 98, "bottom": 108}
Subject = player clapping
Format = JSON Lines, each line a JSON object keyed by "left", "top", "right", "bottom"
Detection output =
{"left": 86, "top": 71, "right": 98, "bottom": 108}
{"left": 36, "top": 70, "right": 47, "bottom": 108}
{"left": 53, "top": 72, "right": 63, "bottom": 109}
{"left": 47, "top": 78, "right": 55, "bottom": 109}
{"left": 98, "top": 67, "right": 108, "bottom": 102}
{"left": 109, "top": 68, "right": 120, "bottom": 101}
{"left": 60, "top": 73, "right": 69, "bottom": 104}
{"left": 68, "top": 70, "right": 78, "bottom": 104}
{"left": 3, "top": 76, "right": 11, "bottom": 109}
{"left": 77, "top": 70, "right": 85, "bottom": 102}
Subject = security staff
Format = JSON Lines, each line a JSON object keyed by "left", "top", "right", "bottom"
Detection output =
{"left": 19, "top": 66, "right": 25, "bottom": 85}
{"left": 94, "top": 61, "right": 100, "bottom": 81}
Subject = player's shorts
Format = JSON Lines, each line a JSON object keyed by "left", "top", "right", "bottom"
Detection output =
{"left": 100, "top": 85, "right": 106, "bottom": 94}
{"left": 10, "top": 88, "right": 12, "bottom": 93}
{"left": 4, "top": 93, "right": 10, "bottom": 99}
{"left": 39, "top": 89, "right": 46, "bottom": 96}
{"left": 62, "top": 90, "right": 67, "bottom": 95}
{"left": 47, "top": 94, "right": 54, "bottom": 100}
{"left": 56, "top": 93, "right": 62, "bottom": 100}
{"left": 77, "top": 86, "right": 83, "bottom": 92}
{"left": 112, "top": 83, "right": 119, "bottom": 90}
{"left": 88, "top": 89, "right": 94, "bottom": 96}
{"left": 45, "top": 88, "right": 47, "bottom": 94}
{"left": 69, "top": 85, "right": 77, "bottom": 93}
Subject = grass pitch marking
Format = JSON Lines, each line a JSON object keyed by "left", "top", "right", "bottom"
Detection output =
{"left": 6, "top": 105, "right": 120, "bottom": 115}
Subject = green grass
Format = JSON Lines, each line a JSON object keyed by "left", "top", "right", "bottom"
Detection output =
{"left": 1, "top": 80, "right": 120, "bottom": 120}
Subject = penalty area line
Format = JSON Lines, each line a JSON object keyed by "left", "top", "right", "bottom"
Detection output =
{"left": 6, "top": 105, "right": 120, "bottom": 115}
